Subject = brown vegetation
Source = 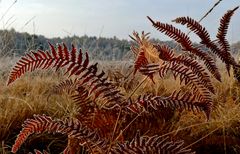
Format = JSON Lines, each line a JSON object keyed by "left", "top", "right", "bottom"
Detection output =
{"left": 0, "top": 6, "right": 239, "bottom": 154}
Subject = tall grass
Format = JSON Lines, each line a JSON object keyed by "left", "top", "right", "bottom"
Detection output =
{"left": 0, "top": 60, "right": 239, "bottom": 153}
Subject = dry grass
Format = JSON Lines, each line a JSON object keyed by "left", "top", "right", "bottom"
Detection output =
{"left": 0, "top": 59, "right": 239, "bottom": 153}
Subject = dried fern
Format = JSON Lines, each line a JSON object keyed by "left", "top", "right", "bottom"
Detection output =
{"left": 51, "top": 78, "right": 78, "bottom": 95}
{"left": 217, "top": 6, "right": 239, "bottom": 75}
{"left": 7, "top": 43, "right": 125, "bottom": 109}
{"left": 110, "top": 131, "right": 195, "bottom": 154}
{"left": 147, "top": 16, "right": 221, "bottom": 81}
{"left": 7, "top": 43, "right": 86, "bottom": 85}
{"left": 172, "top": 7, "right": 239, "bottom": 75}
{"left": 154, "top": 44, "right": 214, "bottom": 94}
{"left": 140, "top": 62, "right": 213, "bottom": 103}
{"left": 11, "top": 114, "right": 108, "bottom": 153}
{"left": 127, "top": 90, "right": 211, "bottom": 119}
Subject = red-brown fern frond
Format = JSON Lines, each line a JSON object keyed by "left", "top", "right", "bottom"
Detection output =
{"left": 174, "top": 56, "right": 214, "bottom": 93}
{"left": 147, "top": 16, "right": 192, "bottom": 50}
{"left": 217, "top": 6, "right": 239, "bottom": 75}
{"left": 71, "top": 85, "right": 93, "bottom": 114}
{"left": 154, "top": 44, "right": 214, "bottom": 93}
{"left": 71, "top": 86, "right": 95, "bottom": 126}
{"left": 173, "top": 10, "right": 239, "bottom": 75}
{"left": 154, "top": 44, "right": 175, "bottom": 61}
{"left": 110, "top": 131, "right": 195, "bottom": 154}
{"left": 217, "top": 6, "right": 239, "bottom": 53}
{"left": 172, "top": 17, "right": 211, "bottom": 46}
{"left": 147, "top": 16, "right": 221, "bottom": 81}
{"left": 7, "top": 43, "right": 89, "bottom": 85}
{"left": 134, "top": 51, "right": 148, "bottom": 74}
{"left": 11, "top": 114, "right": 108, "bottom": 153}
{"left": 133, "top": 50, "right": 155, "bottom": 82}
{"left": 72, "top": 85, "right": 120, "bottom": 137}
{"left": 128, "top": 90, "right": 211, "bottom": 119}
{"left": 70, "top": 62, "right": 126, "bottom": 109}
{"left": 139, "top": 62, "right": 213, "bottom": 105}
{"left": 71, "top": 86, "right": 119, "bottom": 141}
{"left": 51, "top": 78, "right": 78, "bottom": 95}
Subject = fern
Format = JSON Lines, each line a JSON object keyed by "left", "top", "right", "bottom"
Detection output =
{"left": 172, "top": 7, "right": 239, "bottom": 75}
{"left": 147, "top": 16, "right": 221, "bottom": 81}
{"left": 11, "top": 114, "right": 108, "bottom": 153}
{"left": 133, "top": 51, "right": 155, "bottom": 82}
{"left": 217, "top": 6, "right": 239, "bottom": 75}
{"left": 172, "top": 16, "right": 211, "bottom": 45}
{"left": 140, "top": 62, "right": 212, "bottom": 103}
{"left": 154, "top": 44, "right": 214, "bottom": 94}
{"left": 7, "top": 43, "right": 126, "bottom": 109}
{"left": 7, "top": 43, "right": 86, "bottom": 85}
{"left": 110, "top": 131, "right": 195, "bottom": 154}
{"left": 51, "top": 78, "right": 78, "bottom": 95}
{"left": 6, "top": 5, "right": 239, "bottom": 154}
{"left": 127, "top": 90, "right": 211, "bottom": 119}
{"left": 134, "top": 51, "right": 148, "bottom": 74}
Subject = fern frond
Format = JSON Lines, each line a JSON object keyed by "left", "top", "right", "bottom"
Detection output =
{"left": 128, "top": 90, "right": 211, "bottom": 119}
{"left": 130, "top": 31, "right": 151, "bottom": 47}
{"left": 11, "top": 114, "right": 108, "bottom": 153}
{"left": 147, "top": 16, "right": 221, "bottom": 81}
{"left": 51, "top": 78, "right": 78, "bottom": 95}
{"left": 172, "top": 16, "right": 211, "bottom": 46}
{"left": 140, "top": 62, "right": 213, "bottom": 104}
{"left": 130, "top": 31, "right": 160, "bottom": 64}
{"left": 174, "top": 56, "right": 214, "bottom": 93}
{"left": 217, "top": 6, "right": 239, "bottom": 75}
{"left": 8, "top": 43, "right": 126, "bottom": 109}
{"left": 68, "top": 86, "right": 118, "bottom": 139}
{"left": 154, "top": 44, "right": 175, "bottom": 61}
{"left": 134, "top": 51, "right": 148, "bottom": 74}
{"left": 154, "top": 44, "right": 214, "bottom": 93}
{"left": 173, "top": 10, "right": 239, "bottom": 75}
{"left": 110, "top": 131, "right": 195, "bottom": 154}
{"left": 71, "top": 63, "right": 125, "bottom": 109}
{"left": 133, "top": 50, "right": 155, "bottom": 82}
{"left": 217, "top": 7, "right": 239, "bottom": 53}
{"left": 7, "top": 43, "right": 89, "bottom": 85}
{"left": 147, "top": 16, "right": 192, "bottom": 50}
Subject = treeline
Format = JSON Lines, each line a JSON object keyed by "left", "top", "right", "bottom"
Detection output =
{"left": 0, "top": 29, "right": 239, "bottom": 60}
{"left": 0, "top": 29, "right": 131, "bottom": 60}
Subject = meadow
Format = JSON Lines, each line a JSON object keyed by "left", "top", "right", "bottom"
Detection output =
{"left": 0, "top": 1, "right": 240, "bottom": 154}
{"left": 0, "top": 56, "right": 240, "bottom": 153}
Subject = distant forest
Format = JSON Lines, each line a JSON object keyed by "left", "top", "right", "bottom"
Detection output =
{"left": 0, "top": 29, "right": 239, "bottom": 60}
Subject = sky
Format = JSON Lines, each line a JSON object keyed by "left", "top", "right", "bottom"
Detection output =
{"left": 0, "top": 0, "right": 239, "bottom": 43}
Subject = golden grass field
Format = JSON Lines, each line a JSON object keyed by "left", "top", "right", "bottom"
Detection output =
{"left": 0, "top": 58, "right": 240, "bottom": 153}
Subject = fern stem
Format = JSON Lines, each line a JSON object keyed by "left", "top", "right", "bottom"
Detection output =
{"left": 199, "top": 0, "right": 223, "bottom": 23}
{"left": 159, "top": 121, "right": 220, "bottom": 138}
{"left": 82, "top": 136, "right": 94, "bottom": 154}
{"left": 107, "top": 107, "right": 123, "bottom": 154}
{"left": 127, "top": 76, "right": 148, "bottom": 99}
{"left": 114, "top": 110, "right": 144, "bottom": 142}
{"left": 223, "top": 124, "right": 227, "bottom": 154}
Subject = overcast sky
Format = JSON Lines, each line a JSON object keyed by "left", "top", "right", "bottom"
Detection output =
{"left": 0, "top": 0, "right": 239, "bottom": 43}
